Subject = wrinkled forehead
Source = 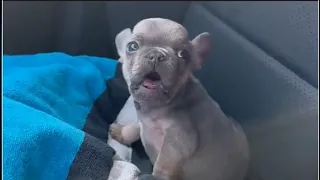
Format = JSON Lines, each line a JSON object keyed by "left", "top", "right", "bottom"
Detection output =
{"left": 132, "top": 18, "right": 189, "bottom": 47}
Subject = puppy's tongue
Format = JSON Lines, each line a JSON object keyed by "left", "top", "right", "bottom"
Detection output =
{"left": 143, "top": 72, "right": 161, "bottom": 89}
{"left": 143, "top": 79, "right": 158, "bottom": 89}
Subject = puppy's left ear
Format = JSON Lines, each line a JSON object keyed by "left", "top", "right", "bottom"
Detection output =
{"left": 191, "top": 32, "right": 211, "bottom": 69}
{"left": 115, "top": 28, "right": 132, "bottom": 63}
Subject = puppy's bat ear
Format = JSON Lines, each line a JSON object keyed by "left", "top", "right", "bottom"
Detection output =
{"left": 115, "top": 28, "right": 132, "bottom": 63}
{"left": 191, "top": 32, "right": 211, "bottom": 69}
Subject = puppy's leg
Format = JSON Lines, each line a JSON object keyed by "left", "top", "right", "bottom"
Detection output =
{"left": 152, "top": 147, "right": 182, "bottom": 180}
{"left": 110, "top": 122, "right": 140, "bottom": 146}
{"left": 152, "top": 123, "right": 198, "bottom": 180}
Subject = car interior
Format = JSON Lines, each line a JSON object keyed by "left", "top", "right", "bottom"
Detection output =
{"left": 3, "top": 1, "right": 318, "bottom": 180}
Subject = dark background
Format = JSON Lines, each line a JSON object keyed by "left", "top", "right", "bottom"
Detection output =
{"left": 3, "top": 2, "right": 318, "bottom": 180}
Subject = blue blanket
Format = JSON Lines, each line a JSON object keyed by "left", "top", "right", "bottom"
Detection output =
{"left": 3, "top": 53, "right": 119, "bottom": 180}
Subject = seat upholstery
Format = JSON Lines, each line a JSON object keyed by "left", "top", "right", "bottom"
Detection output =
{"left": 3, "top": 2, "right": 318, "bottom": 180}
{"left": 200, "top": 1, "right": 318, "bottom": 87}
{"left": 183, "top": 3, "right": 318, "bottom": 180}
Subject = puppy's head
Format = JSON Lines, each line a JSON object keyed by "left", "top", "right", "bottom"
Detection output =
{"left": 115, "top": 18, "right": 211, "bottom": 105}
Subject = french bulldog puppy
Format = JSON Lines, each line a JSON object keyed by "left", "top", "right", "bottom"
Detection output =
{"left": 110, "top": 18, "right": 249, "bottom": 180}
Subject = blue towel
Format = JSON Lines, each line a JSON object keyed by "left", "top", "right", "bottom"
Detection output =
{"left": 3, "top": 53, "right": 119, "bottom": 180}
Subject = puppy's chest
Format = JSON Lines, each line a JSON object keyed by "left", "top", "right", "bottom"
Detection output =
{"left": 138, "top": 113, "right": 170, "bottom": 152}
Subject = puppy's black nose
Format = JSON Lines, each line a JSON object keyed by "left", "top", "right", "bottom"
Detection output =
{"left": 147, "top": 51, "right": 165, "bottom": 62}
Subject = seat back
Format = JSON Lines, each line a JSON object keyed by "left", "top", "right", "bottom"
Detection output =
{"left": 183, "top": 2, "right": 318, "bottom": 180}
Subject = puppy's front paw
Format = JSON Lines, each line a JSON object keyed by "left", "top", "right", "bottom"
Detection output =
{"left": 109, "top": 123, "right": 125, "bottom": 144}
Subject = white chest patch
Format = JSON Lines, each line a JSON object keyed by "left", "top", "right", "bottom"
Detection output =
{"left": 139, "top": 119, "right": 165, "bottom": 163}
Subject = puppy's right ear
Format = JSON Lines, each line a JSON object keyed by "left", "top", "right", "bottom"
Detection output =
{"left": 191, "top": 32, "right": 211, "bottom": 70}
{"left": 115, "top": 28, "right": 132, "bottom": 63}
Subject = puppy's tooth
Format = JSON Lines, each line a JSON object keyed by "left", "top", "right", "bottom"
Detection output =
{"left": 160, "top": 85, "right": 168, "bottom": 94}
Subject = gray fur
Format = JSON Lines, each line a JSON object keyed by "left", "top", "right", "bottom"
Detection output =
{"left": 110, "top": 18, "right": 249, "bottom": 180}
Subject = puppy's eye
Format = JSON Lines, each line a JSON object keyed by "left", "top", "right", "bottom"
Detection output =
{"left": 127, "top": 41, "right": 139, "bottom": 52}
{"left": 177, "top": 49, "right": 190, "bottom": 59}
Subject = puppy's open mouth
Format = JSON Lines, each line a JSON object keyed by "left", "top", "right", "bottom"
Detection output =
{"left": 142, "top": 72, "right": 161, "bottom": 89}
